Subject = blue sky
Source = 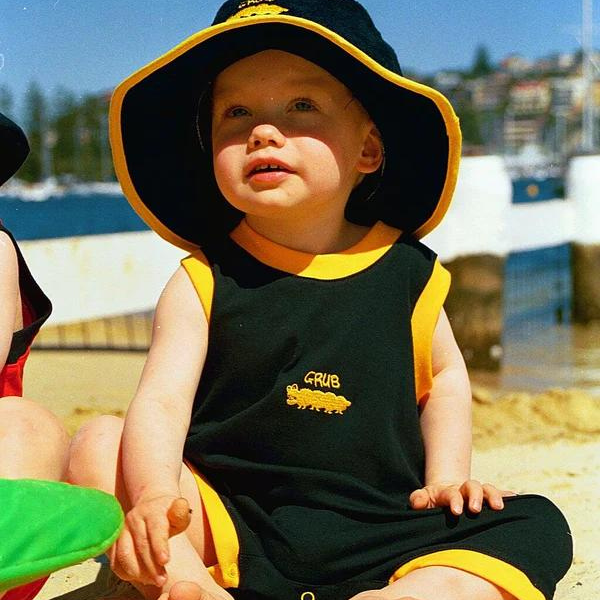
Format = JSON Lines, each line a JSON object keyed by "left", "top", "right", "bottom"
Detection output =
{"left": 0, "top": 0, "right": 596, "bottom": 113}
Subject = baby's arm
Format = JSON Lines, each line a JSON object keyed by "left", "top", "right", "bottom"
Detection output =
{"left": 409, "top": 308, "right": 515, "bottom": 514}
{"left": 115, "top": 266, "right": 208, "bottom": 586}
{"left": 0, "top": 232, "right": 19, "bottom": 369}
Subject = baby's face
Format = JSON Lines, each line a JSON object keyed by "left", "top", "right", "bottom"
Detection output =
{"left": 211, "top": 50, "right": 382, "bottom": 223}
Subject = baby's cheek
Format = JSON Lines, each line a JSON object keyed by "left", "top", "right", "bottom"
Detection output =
{"left": 212, "top": 151, "right": 237, "bottom": 191}
{"left": 300, "top": 140, "right": 341, "bottom": 175}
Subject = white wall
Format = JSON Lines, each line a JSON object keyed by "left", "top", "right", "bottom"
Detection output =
{"left": 423, "top": 156, "right": 512, "bottom": 261}
{"left": 424, "top": 154, "right": 600, "bottom": 261}
{"left": 20, "top": 231, "right": 186, "bottom": 325}
{"left": 567, "top": 155, "right": 600, "bottom": 245}
{"left": 507, "top": 200, "right": 575, "bottom": 252}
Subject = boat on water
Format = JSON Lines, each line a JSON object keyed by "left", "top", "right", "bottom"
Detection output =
{"left": 0, "top": 177, "right": 122, "bottom": 202}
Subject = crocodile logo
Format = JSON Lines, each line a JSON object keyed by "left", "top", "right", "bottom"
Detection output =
{"left": 227, "top": 3, "right": 289, "bottom": 20}
{"left": 286, "top": 384, "right": 351, "bottom": 415}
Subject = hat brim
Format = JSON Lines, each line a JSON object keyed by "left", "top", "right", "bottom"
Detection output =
{"left": 110, "top": 15, "right": 461, "bottom": 251}
{"left": 0, "top": 113, "right": 30, "bottom": 187}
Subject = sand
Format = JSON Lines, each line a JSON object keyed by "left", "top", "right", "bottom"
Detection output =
{"left": 19, "top": 349, "right": 600, "bottom": 600}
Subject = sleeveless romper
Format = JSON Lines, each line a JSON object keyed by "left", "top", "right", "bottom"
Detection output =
{"left": 182, "top": 221, "right": 572, "bottom": 600}
{"left": 1, "top": 222, "right": 52, "bottom": 600}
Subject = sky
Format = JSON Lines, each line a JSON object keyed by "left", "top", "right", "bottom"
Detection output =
{"left": 0, "top": 0, "right": 597, "bottom": 116}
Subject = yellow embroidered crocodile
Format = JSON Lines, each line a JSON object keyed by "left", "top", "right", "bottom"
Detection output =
{"left": 286, "top": 383, "right": 351, "bottom": 415}
{"left": 227, "top": 3, "right": 289, "bottom": 20}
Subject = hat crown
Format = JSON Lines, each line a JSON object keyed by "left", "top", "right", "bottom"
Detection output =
{"left": 212, "top": 0, "right": 402, "bottom": 75}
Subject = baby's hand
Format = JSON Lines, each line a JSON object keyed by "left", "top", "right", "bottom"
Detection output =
{"left": 409, "top": 480, "right": 516, "bottom": 516}
{"left": 111, "top": 495, "right": 192, "bottom": 587}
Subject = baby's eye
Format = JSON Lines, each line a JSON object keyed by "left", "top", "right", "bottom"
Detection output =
{"left": 290, "top": 99, "right": 316, "bottom": 112}
{"left": 226, "top": 106, "right": 250, "bottom": 118}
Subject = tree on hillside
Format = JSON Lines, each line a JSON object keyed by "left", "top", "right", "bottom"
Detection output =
{"left": 50, "top": 87, "right": 79, "bottom": 180}
{"left": 455, "top": 100, "right": 483, "bottom": 147}
{"left": 470, "top": 44, "right": 494, "bottom": 78}
{"left": 19, "top": 83, "right": 47, "bottom": 182}
{"left": 76, "top": 93, "right": 109, "bottom": 181}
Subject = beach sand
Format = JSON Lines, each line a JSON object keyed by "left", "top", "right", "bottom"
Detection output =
{"left": 21, "top": 349, "right": 600, "bottom": 600}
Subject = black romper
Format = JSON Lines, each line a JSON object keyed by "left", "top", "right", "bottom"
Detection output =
{"left": 182, "top": 221, "right": 572, "bottom": 600}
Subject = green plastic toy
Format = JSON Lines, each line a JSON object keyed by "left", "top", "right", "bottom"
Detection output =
{"left": 0, "top": 479, "right": 124, "bottom": 592}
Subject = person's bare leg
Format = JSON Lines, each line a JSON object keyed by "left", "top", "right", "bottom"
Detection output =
{"left": 0, "top": 398, "right": 70, "bottom": 599}
{"left": 67, "top": 415, "right": 234, "bottom": 600}
{"left": 0, "top": 398, "right": 69, "bottom": 479}
{"left": 349, "top": 566, "right": 517, "bottom": 600}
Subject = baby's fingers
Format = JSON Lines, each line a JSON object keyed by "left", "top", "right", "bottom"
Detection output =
{"left": 409, "top": 488, "right": 431, "bottom": 510}
{"left": 126, "top": 513, "right": 167, "bottom": 586}
{"left": 439, "top": 486, "right": 464, "bottom": 515}
{"left": 409, "top": 488, "right": 435, "bottom": 510}
{"left": 460, "top": 480, "right": 484, "bottom": 513}
{"left": 482, "top": 483, "right": 516, "bottom": 510}
{"left": 146, "top": 511, "right": 173, "bottom": 569}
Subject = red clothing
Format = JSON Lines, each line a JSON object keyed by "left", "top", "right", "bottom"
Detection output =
{"left": 0, "top": 348, "right": 30, "bottom": 397}
{"left": 0, "top": 222, "right": 51, "bottom": 397}
{"left": 2, "top": 578, "right": 48, "bottom": 600}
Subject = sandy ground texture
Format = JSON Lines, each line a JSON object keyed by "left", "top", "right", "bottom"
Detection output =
{"left": 20, "top": 350, "right": 600, "bottom": 600}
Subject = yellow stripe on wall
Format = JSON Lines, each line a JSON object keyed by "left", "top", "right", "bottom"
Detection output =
{"left": 390, "top": 549, "right": 544, "bottom": 600}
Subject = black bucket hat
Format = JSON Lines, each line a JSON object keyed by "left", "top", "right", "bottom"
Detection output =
{"left": 0, "top": 112, "right": 30, "bottom": 187}
{"left": 110, "top": 0, "right": 461, "bottom": 251}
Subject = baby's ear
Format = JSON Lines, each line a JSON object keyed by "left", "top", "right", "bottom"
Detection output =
{"left": 357, "top": 126, "right": 384, "bottom": 174}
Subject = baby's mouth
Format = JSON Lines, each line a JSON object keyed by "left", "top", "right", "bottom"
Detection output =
{"left": 248, "top": 164, "right": 291, "bottom": 177}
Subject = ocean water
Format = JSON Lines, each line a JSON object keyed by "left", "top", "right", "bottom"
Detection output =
{"left": 0, "top": 187, "right": 148, "bottom": 241}
{"left": 501, "top": 324, "right": 600, "bottom": 396}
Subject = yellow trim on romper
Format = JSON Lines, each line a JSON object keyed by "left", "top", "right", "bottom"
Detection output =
{"left": 390, "top": 549, "right": 545, "bottom": 600}
{"left": 230, "top": 219, "right": 401, "bottom": 279}
{"left": 411, "top": 260, "right": 451, "bottom": 403}
{"left": 186, "top": 462, "right": 241, "bottom": 589}
{"left": 181, "top": 251, "right": 214, "bottom": 322}
{"left": 109, "top": 14, "right": 461, "bottom": 251}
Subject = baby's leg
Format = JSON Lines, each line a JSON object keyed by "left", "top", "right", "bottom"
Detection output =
{"left": 0, "top": 398, "right": 69, "bottom": 479}
{"left": 68, "top": 415, "right": 233, "bottom": 600}
{"left": 350, "top": 567, "right": 516, "bottom": 600}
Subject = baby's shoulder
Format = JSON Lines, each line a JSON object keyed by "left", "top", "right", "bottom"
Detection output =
{"left": 0, "top": 230, "right": 18, "bottom": 263}
{"left": 0, "top": 231, "right": 19, "bottom": 293}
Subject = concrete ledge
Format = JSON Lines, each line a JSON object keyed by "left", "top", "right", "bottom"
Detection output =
{"left": 443, "top": 254, "right": 505, "bottom": 371}
{"left": 572, "top": 243, "right": 600, "bottom": 323}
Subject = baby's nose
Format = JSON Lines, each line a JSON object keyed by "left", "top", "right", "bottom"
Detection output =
{"left": 247, "top": 123, "right": 285, "bottom": 149}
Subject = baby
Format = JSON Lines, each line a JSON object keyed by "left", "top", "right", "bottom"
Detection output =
{"left": 68, "top": 2, "right": 573, "bottom": 600}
